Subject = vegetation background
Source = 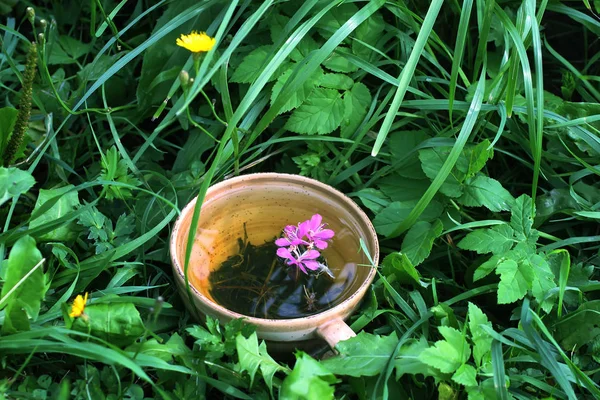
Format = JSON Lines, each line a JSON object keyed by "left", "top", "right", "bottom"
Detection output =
{"left": 1, "top": 0, "right": 600, "bottom": 399}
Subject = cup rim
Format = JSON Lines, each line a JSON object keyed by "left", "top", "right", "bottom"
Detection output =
{"left": 169, "top": 172, "right": 379, "bottom": 328}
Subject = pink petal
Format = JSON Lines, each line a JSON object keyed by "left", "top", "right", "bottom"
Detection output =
{"left": 314, "top": 239, "right": 328, "bottom": 250}
{"left": 297, "top": 263, "right": 308, "bottom": 274}
{"left": 303, "top": 249, "right": 320, "bottom": 260}
{"left": 315, "top": 229, "right": 334, "bottom": 240}
{"left": 309, "top": 214, "right": 322, "bottom": 230}
{"left": 277, "top": 247, "right": 293, "bottom": 260}
{"left": 297, "top": 220, "right": 310, "bottom": 238}
{"left": 302, "top": 260, "right": 320, "bottom": 271}
{"left": 275, "top": 238, "right": 291, "bottom": 247}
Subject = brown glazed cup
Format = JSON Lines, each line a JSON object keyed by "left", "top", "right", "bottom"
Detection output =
{"left": 170, "top": 173, "right": 379, "bottom": 350}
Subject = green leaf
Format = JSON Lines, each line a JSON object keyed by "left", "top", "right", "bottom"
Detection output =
{"left": 394, "top": 337, "right": 442, "bottom": 379}
{"left": 555, "top": 300, "right": 600, "bottom": 351}
{"left": 381, "top": 252, "right": 421, "bottom": 287}
{"left": 58, "top": 36, "right": 91, "bottom": 60}
{"left": 0, "top": 107, "right": 18, "bottom": 157}
{"left": 0, "top": 236, "right": 46, "bottom": 334}
{"left": 377, "top": 175, "right": 429, "bottom": 202}
{"left": 231, "top": 45, "right": 286, "bottom": 84}
{"left": 352, "top": 188, "right": 389, "bottom": 214}
{"left": 473, "top": 254, "right": 502, "bottom": 281}
{"left": 321, "top": 331, "right": 398, "bottom": 377}
{"left": 464, "top": 140, "right": 493, "bottom": 177}
{"left": 289, "top": 35, "right": 319, "bottom": 63}
{"left": 527, "top": 254, "right": 556, "bottom": 313}
{"left": 352, "top": 12, "right": 384, "bottom": 59}
{"left": 235, "top": 331, "right": 285, "bottom": 389}
{"left": 281, "top": 352, "right": 337, "bottom": 400}
{"left": 0, "top": 167, "right": 35, "bottom": 207}
{"left": 29, "top": 185, "right": 80, "bottom": 241}
{"left": 510, "top": 194, "right": 534, "bottom": 239}
{"left": 271, "top": 66, "right": 323, "bottom": 114}
{"left": 459, "top": 175, "right": 514, "bottom": 212}
{"left": 340, "top": 82, "right": 371, "bottom": 137}
{"left": 268, "top": 12, "right": 289, "bottom": 43}
{"left": 468, "top": 303, "right": 493, "bottom": 367}
{"left": 496, "top": 259, "right": 533, "bottom": 304}
{"left": 72, "top": 302, "right": 146, "bottom": 347}
{"left": 318, "top": 73, "right": 354, "bottom": 90}
{"left": 419, "top": 147, "right": 464, "bottom": 198}
{"left": 285, "top": 88, "right": 345, "bottom": 135}
{"left": 457, "top": 224, "right": 515, "bottom": 255}
{"left": 373, "top": 199, "right": 444, "bottom": 237}
{"left": 323, "top": 46, "right": 358, "bottom": 72}
{"left": 401, "top": 219, "right": 443, "bottom": 266}
{"left": 316, "top": 3, "right": 359, "bottom": 40}
{"left": 419, "top": 326, "right": 470, "bottom": 374}
{"left": 452, "top": 364, "right": 478, "bottom": 387}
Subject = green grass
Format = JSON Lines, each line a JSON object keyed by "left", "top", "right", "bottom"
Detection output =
{"left": 1, "top": 0, "right": 600, "bottom": 399}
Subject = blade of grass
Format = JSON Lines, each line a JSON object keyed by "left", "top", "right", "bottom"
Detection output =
{"left": 491, "top": 340, "right": 510, "bottom": 400}
{"left": 372, "top": 0, "right": 444, "bottom": 156}
{"left": 449, "top": 0, "right": 474, "bottom": 122}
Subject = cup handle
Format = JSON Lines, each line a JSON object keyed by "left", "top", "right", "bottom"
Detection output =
{"left": 316, "top": 317, "right": 356, "bottom": 349}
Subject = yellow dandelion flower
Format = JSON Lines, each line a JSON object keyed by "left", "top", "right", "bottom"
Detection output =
{"left": 69, "top": 292, "right": 88, "bottom": 318}
{"left": 176, "top": 31, "right": 216, "bottom": 53}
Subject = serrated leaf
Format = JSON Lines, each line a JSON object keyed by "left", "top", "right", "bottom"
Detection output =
{"left": 452, "top": 364, "right": 478, "bottom": 387}
{"left": 269, "top": 13, "right": 289, "bottom": 43}
{"left": 285, "top": 88, "right": 345, "bottom": 135}
{"left": 281, "top": 352, "right": 336, "bottom": 400}
{"left": 373, "top": 200, "right": 444, "bottom": 237}
{"left": 468, "top": 303, "right": 493, "bottom": 366}
{"left": 419, "top": 326, "right": 470, "bottom": 374}
{"left": 29, "top": 185, "right": 80, "bottom": 241}
{"left": 459, "top": 175, "right": 514, "bottom": 212}
{"left": 323, "top": 46, "right": 358, "bottom": 72}
{"left": 555, "top": 300, "right": 600, "bottom": 350}
{"left": 0, "top": 167, "right": 35, "bottom": 207}
{"left": 401, "top": 219, "right": 443, "bottom": 266}
{"left": 527, "top": 254, "right": 556, "bottom": 313}
{"left": 236, "top": 332, "right": 285, "bottom": 389}
{"left": 320, "top": 331, "right": 398, "bottom": 377}
{"left": 394, "top": 337, "right": 442, "bottom": 380}
{"left": 419, "top": 148, "right": 464, "bottom": 198}
{"left": 271, "top": 66, "right": 323, "bottom": 114}
{"left": 457, "top": 224, "right": 515, "bottom": 255}
{"left": 510, "top": 194, "right": 534, "bottom": 239}
{"left": 231, "top": 45, "right": 285, "bottom": 84}
{"left": 464, "top": 140, "right": 493, "bottom": 177}
{"left": 496, "top": 259, "right": 533, "bottom": 304}
{"left": 316, "top": 3, "right": 359, "bottom": 39}
{"left": 318, "top": 73, "right": 354, "bottom": 90}
{"left": 340, "top": 82, "right": 371, "bottom": 137}
{"left": 0, "top": 235, "right": 46, "bottom": 334}
{"left": 352, "top": 12, "right": 384, "bottom": 59}
{"left": 290, "top": 35, "right": 319, "bottom": 63}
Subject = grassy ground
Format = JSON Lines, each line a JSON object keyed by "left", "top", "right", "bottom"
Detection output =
{"left": 1, "top": 0, "right": 600, "bottom": 399}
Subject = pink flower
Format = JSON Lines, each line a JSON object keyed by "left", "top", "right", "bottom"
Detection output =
{"left": 276, "top": 248, "right": 320, "bottom": 274}
{"left": 298, "top": 214, "right": 335, "bottom": 249}
{"left": 275, "top": 225, "right": 309, "bottom": 247}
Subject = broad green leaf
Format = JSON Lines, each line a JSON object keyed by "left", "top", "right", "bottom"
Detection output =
{"left": 352, "top": 188, "right": 389, "bottom": 214}
{"left": 458, "top": 224, "right": 515, "bottom": 255}
{"left": 352, "top": 12, "right": 384, "bottom": 59}
{"left": 281, "top": 352, "right": 337, "bottom": 400}
{"left": 322, "top": 46, "right": 358, "bottom": 72}
{"left": 527, "top": 254, "right": 557, "bottom": 313}
{"left": 496, "top": 259, "right": 533, "bottom": 304}
{"left": 452, "top": 364, "right": 478, "bottom": 387}
{"left": 125, "top": 333, "right": 191, "bottom": 361}
{"left": 419, "top": 326, "right": 470, "bottom": 374}
{"left": 373, "top": 199, "right": 444, "bottom": 237}
{"left": 268, "top": 12, "right": 289, "bottom": 43}
{"left": 394, "top": 337, "right": 441, "bottom": 380}
{"left": 231, "top": 45, "right": 287, "bottom": 84}
{"left": 289, "top": 35, "right": 319, "bottom": 63}
{"left": 29, "top": 185, "right": 80, "bottom": 241}
{"left": 468, "top": 303, "right": 493, "bottom": 367}
{"left": 377, "top": 176, "right": 429, "bottom": 202}
{"left": 0, "top": 167, "right": 35, "bottom": 207}
{"left": 381, "top": 252, "right": 421, "bottom": 287}
{"left": 459, "top": 175, "right": 514, "bottom": 212}
{"left": 401, "top": 219, "right": 443, "bottom": 266}
{"left": 58, "top": 36, "right": 91, "bottom": 60}
{"left": 235, "top": 332, "right": 285, "bottom": 389}
{"left": 321, "top": 331, "right": 398, "bottom": 377}
{"left": 555, "top": 300, "right": 600, "bottom": 351}
{"left": 271, "top": 66, "right": 323, "bottom": 114}
{"left": 316, "top": 3, "right": 359, "bottom": 40}
{"left": 318, "top": 73, "right": 354, "bottom": 90}
{"left": 0, "top": 107, "right": 18, "bottom": 156}
{"left": 340, "top": 82, "right": 371, "bottom": 137}
{"left": 72, "top": 302, "right": 146, "bottom": 347}
{"left": 419, "top": 147, "right": 464, "bottom": 198}
{"left": 510, "top": 194, "right": 534, "bottom": 239}
{"left": 0, "top": 235, "right": 46, "bottom": 334}
{"left": 464, "top": 140, "right": 493, "bottom": 177}
{"left": 285, "top": 88, "right": 345, "bottom": 135}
